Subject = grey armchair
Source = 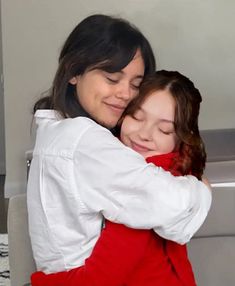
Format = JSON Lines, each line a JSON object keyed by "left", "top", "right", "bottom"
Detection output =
{"left": 7, "top": 193, "right": 36, "bottom": 286}
{"left": 188, "top": 186, "right": 235, "bottom": 285}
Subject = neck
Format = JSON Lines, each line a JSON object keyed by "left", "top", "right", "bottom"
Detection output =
{"left": 76, "top": 99, "right": 91, "bottom": 118}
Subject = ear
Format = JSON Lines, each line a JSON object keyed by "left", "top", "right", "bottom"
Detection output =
{"left": 69, "top": 76, "right": 78, "bottom": 85}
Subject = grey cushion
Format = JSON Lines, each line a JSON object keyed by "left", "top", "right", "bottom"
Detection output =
{"left": 189, "top": 186, "right": 235, "bottom": 285}
{"left": 188, "top": 236, "right": 235, "bottom": 286}
{"left": 195, "top": 186, "right": 235, "bottom": 237}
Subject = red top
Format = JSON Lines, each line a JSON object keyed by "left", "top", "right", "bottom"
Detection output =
{"left": 31, "top": 152, "right": 196, "bottom": 286}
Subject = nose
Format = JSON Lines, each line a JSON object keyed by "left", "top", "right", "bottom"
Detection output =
{"left": 116, "top": 82, "right": 133, "bottom": 101}
{"left": 138, "top": 123, "right": 152, "bottom": 141}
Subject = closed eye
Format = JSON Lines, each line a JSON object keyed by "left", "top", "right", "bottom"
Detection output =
{"left": 106, "top": 77, "right": 119, "bottom": 84}
{"left": 131, "top": 84, "right": 141, "bottom": 90}
{"left": 131, "top": 111, "right": 144, "bottom": 121}
{"left": 131, "top": 78, "right": 142, "bottom": 91}
{"left": 159, "top": 129, "right": 174, "bottom": 135}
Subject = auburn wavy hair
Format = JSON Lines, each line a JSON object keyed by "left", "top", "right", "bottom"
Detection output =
{"left": 121, "top": 70, "right": 206, "bottom": 179}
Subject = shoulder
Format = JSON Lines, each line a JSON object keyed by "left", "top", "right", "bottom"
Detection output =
{"left": 35, "top": 109, "right": 110, "bottom": 140}
{"left": 34, "top": 110, "right": 116, "bottom": 154}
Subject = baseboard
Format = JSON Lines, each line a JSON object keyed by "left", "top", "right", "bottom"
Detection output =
{"left": 4, "top": 180, "right": 27, "bottom": 198}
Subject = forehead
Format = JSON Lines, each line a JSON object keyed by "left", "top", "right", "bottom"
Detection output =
{"left": 121, "top": 49, "right": 145, "bottom": 77}
{"left": 83, "top": 49, "right": 145, "bottom": 79}
{"left": 141, "top": 89, "right": 175, "bottom": 121}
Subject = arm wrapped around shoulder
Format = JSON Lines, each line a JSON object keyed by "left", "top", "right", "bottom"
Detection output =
{"left": 153, "top": 174, "right": 212, "bottom": 244}
{"left": 77, "top": 123, "right": 212, "bottom": 244}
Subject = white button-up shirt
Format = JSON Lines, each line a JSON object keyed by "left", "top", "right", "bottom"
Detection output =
{"left": 27, "top": 110, "right": 211, "bottom": 273}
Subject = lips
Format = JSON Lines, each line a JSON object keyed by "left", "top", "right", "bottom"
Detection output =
{"left": 130, "top": 140, "right": 151, "bottom": 153}
{"left": 105, "top": 102, "right": 126, "bottom": 115}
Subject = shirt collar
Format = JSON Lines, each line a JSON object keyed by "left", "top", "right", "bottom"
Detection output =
{"left": 35, "top": 109, "right": 62, "bottom": 121}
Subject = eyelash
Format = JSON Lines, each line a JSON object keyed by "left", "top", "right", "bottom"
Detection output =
{"left": 131, "top": 84, "right": 140, "bottom": 91}
{"left": 131, "top": 115, "right": 175, "bottom": 135}
{"left": 160, "top": 129, "right": 174, "bottom": 135}
{"left": 107, "top": 77, "right": 119, "bottom": 84}
{"left": 131, "top": 114, "right": 143, "bottom": 121}
{"left": 106, "top": 77, "right": 140, "bottom": 90}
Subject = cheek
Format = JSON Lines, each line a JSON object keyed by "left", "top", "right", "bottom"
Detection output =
{"left": 120, "top": 117, "right": 135, "bottom": 141}
{"left": 77, "top": 83, "right": 101, "bottom": 113}
{"left": 130, "top": 90, "right": 140, "bottom": 101}
{"left": 120, "top": 120, "right": 129, "bottom": 142}
{"left": 76, "top": 82, "right": 89, "bottom": 105}
{"left": 166, "top": 136, "right": 177, "bottom": 151}
{"left": 153, "top": 133, "right": 176, "bottom": 152}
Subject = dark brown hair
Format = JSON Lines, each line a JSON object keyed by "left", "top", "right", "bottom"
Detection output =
{"left": 33, "top": 14, "right": 155, "bottom": 118}
{"left": 123, "top": 70, "right": 206, "bottom": 179}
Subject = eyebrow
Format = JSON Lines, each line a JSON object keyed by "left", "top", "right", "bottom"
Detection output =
{"left": 159, "top": 118, "right": 174, "bottom": 124}
{"left": 133, "top": 74, "right": 144, "bottom": 79}
{"left": 115, "top": 71, "right": 144, "bottom": 79}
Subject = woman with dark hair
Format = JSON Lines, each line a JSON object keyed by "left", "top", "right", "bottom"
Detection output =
{"left": 27, "top": 13, "right": 211, "bottom": 283}
{"left": 33, "top": 14, "right": 155, "bottom": 120}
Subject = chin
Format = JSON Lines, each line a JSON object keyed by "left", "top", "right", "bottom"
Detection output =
{"left": 105, "top": 116, "right": 120, "bottom": 129}
{"left": 92, "top": 113, "right": 117, "bottom": 129}
{"left": 99, "top": 119, "right": 117, "bottom": 129}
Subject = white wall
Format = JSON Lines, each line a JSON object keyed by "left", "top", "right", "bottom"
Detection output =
{"left": 1, "top": 0, "right": 235, "bottom": 197}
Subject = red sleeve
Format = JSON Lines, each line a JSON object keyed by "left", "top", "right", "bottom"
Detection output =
{"left": 31, "top": 220, "right": 151, "bottom": 286}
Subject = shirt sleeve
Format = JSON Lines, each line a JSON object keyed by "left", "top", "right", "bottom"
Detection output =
{"left": 31, "top": 221, "right": 152, "bottom": 286}
{"left": 74, "top": 123, "right": 212, "bottom": 244}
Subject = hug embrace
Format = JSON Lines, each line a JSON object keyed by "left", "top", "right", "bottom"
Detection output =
{"left": 27, "top": 14, "right": 212, "bottom": 286}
